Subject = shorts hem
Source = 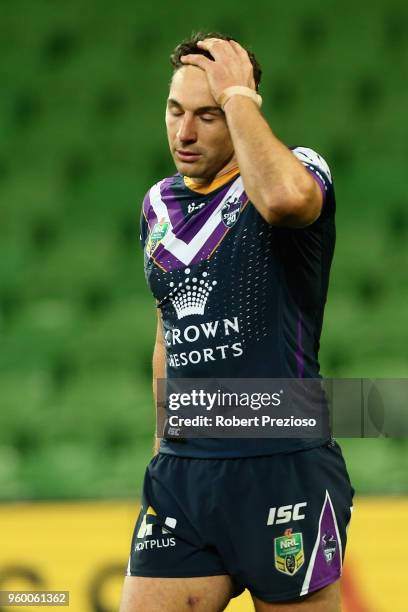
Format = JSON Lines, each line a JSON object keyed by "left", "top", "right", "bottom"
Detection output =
{"left": 250, "top": 573, "right": 342, "bottom": 604}
{"left": 158, "top": 437, "right": 331, "bottom": 459}
{"left": 127, "top": 570, "right": 229, "bottom": 579}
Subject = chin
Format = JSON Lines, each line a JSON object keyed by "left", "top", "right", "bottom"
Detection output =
{"left": 176, "top": 163, "right": 207, "bottom": 179}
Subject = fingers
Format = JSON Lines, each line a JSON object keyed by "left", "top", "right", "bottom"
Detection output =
{"left": 228, "top": 40, "right": 256, "bottom": 89}
{"left": 180, "top": 53, "right": 212, "bottom": 70}
{"left": 197, "top": 38, "right": 236, "bottom": 61}
{"left": 180, "top": 38, "right": 256, "bottom": 91}
{"left": 229, "top": 39, "right": 248, "bottom": 59}
{"left": 180, "top": 38, "right": 234, "bottom": 69}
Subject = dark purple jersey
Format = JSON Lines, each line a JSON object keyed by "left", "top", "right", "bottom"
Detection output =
{"left": 140, "top": 146, "right": 335, "bottom": 457}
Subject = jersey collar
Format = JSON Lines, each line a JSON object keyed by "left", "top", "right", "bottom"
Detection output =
{"left": 183, "top": 166, "right": 240, "bottom": 195}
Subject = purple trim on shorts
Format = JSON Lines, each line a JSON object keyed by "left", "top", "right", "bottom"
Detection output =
{"left": 308, "top": 494, "right": 342, "bottom": 592}
{"left": 295, "top": 311, "right": 304, "bottom": 378}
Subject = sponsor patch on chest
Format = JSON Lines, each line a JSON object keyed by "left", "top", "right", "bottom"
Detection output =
{"left": 221, "top": 195, "right": 241, "bottom": 227}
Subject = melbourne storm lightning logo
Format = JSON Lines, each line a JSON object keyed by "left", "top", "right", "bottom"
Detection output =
{"left": 221, "top": 195, "right": 241, "bottom": 227}
{"left": 322, "top": 532, "right": 337, "bottom": 563}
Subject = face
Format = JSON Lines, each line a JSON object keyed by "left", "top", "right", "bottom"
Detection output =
{"left": 166, "top": 65, "right": 235, "bottom": 181}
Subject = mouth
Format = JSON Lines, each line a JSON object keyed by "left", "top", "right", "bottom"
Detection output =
{"left": 176, "top": 150, "right": 201, "bottom": 162}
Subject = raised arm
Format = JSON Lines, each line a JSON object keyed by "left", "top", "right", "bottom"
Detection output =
{"left": 180, "top": 38, "right": 323, "bottom": 228}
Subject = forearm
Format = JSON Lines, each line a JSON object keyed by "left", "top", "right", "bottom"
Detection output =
{"left": 153, "top": 436, "right": 161, "bottom": 455}
{"left": 224, "top": 96, "right": 317, "bottom": 225}
{"left": 152, "top": 340, "right": 166, "bottom": 456}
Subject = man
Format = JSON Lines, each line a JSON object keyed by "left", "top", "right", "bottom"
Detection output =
{"left": 120, "top": 32, "right": 354, "bottom": 611}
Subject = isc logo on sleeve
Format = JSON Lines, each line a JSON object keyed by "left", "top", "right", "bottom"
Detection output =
{"left": 267, "top": 502, "right": 307, "bottom": 525}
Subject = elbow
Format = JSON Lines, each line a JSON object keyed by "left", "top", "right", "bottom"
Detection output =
{"left": 262, "top": 183, "right": 323, "bottom": 228}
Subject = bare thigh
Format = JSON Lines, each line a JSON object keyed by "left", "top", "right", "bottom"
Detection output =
{"left": 119, "top": 574, "right": 234, "bottom": 612}
{"left": 252, "top": 579, "right": 341, "bottom": 612}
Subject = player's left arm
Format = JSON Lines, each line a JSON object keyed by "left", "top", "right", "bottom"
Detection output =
{"left": 181, "top": 38, "right": 323, "bottom": 228}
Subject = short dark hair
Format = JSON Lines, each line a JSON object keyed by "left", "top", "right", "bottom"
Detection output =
{"left": 170, "top": 31, "right": 262, "bottom": 91}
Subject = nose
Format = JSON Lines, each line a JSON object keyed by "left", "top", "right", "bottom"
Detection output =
{"left": 177, "top": 113, "right": 197, "bottom": 144}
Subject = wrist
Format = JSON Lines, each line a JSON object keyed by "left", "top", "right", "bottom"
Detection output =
{"left": 218, "top": 86, "right": 262, "bottom": 111}
{"left": 222, "top": 93, "right": 260, "bottom": 114}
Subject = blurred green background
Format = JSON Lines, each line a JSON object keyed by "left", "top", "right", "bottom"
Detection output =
{"left": 1, "top": 0, "right": 407, "bottom": 501}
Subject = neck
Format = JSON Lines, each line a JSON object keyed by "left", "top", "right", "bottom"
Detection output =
{"left": 188, "top": 155, "right": 238, "bottom": 185}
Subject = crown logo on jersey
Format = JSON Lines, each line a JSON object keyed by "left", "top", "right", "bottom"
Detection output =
{"left": 168, "top": 268, "right": 217, "bottom": 319}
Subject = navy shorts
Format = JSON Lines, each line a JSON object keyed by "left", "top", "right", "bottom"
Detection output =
{"left": 126, "top": 439, "right": 355, "bottom": 603}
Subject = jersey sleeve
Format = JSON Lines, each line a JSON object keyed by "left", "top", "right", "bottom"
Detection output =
{"left": 291, "top": 146, "right": 333, "bottom": 206}
{"left": 139, "top": 191, "right": 150, "bottom": 250}
{"left": 275, "top": 148, "right": 336, "bottom": 309}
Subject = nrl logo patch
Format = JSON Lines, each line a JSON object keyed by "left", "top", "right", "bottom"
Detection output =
{"left": 221, "top": 195, "right": 241, "bottom": 228}
{"left": 146, "top": 218, "right": 169, "bottom": 255}
{"left": 274, "top": 528, "right": 305, "bottom": 576}
{"left": 322, "top": 531, "right": 337, "bottom": 564}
